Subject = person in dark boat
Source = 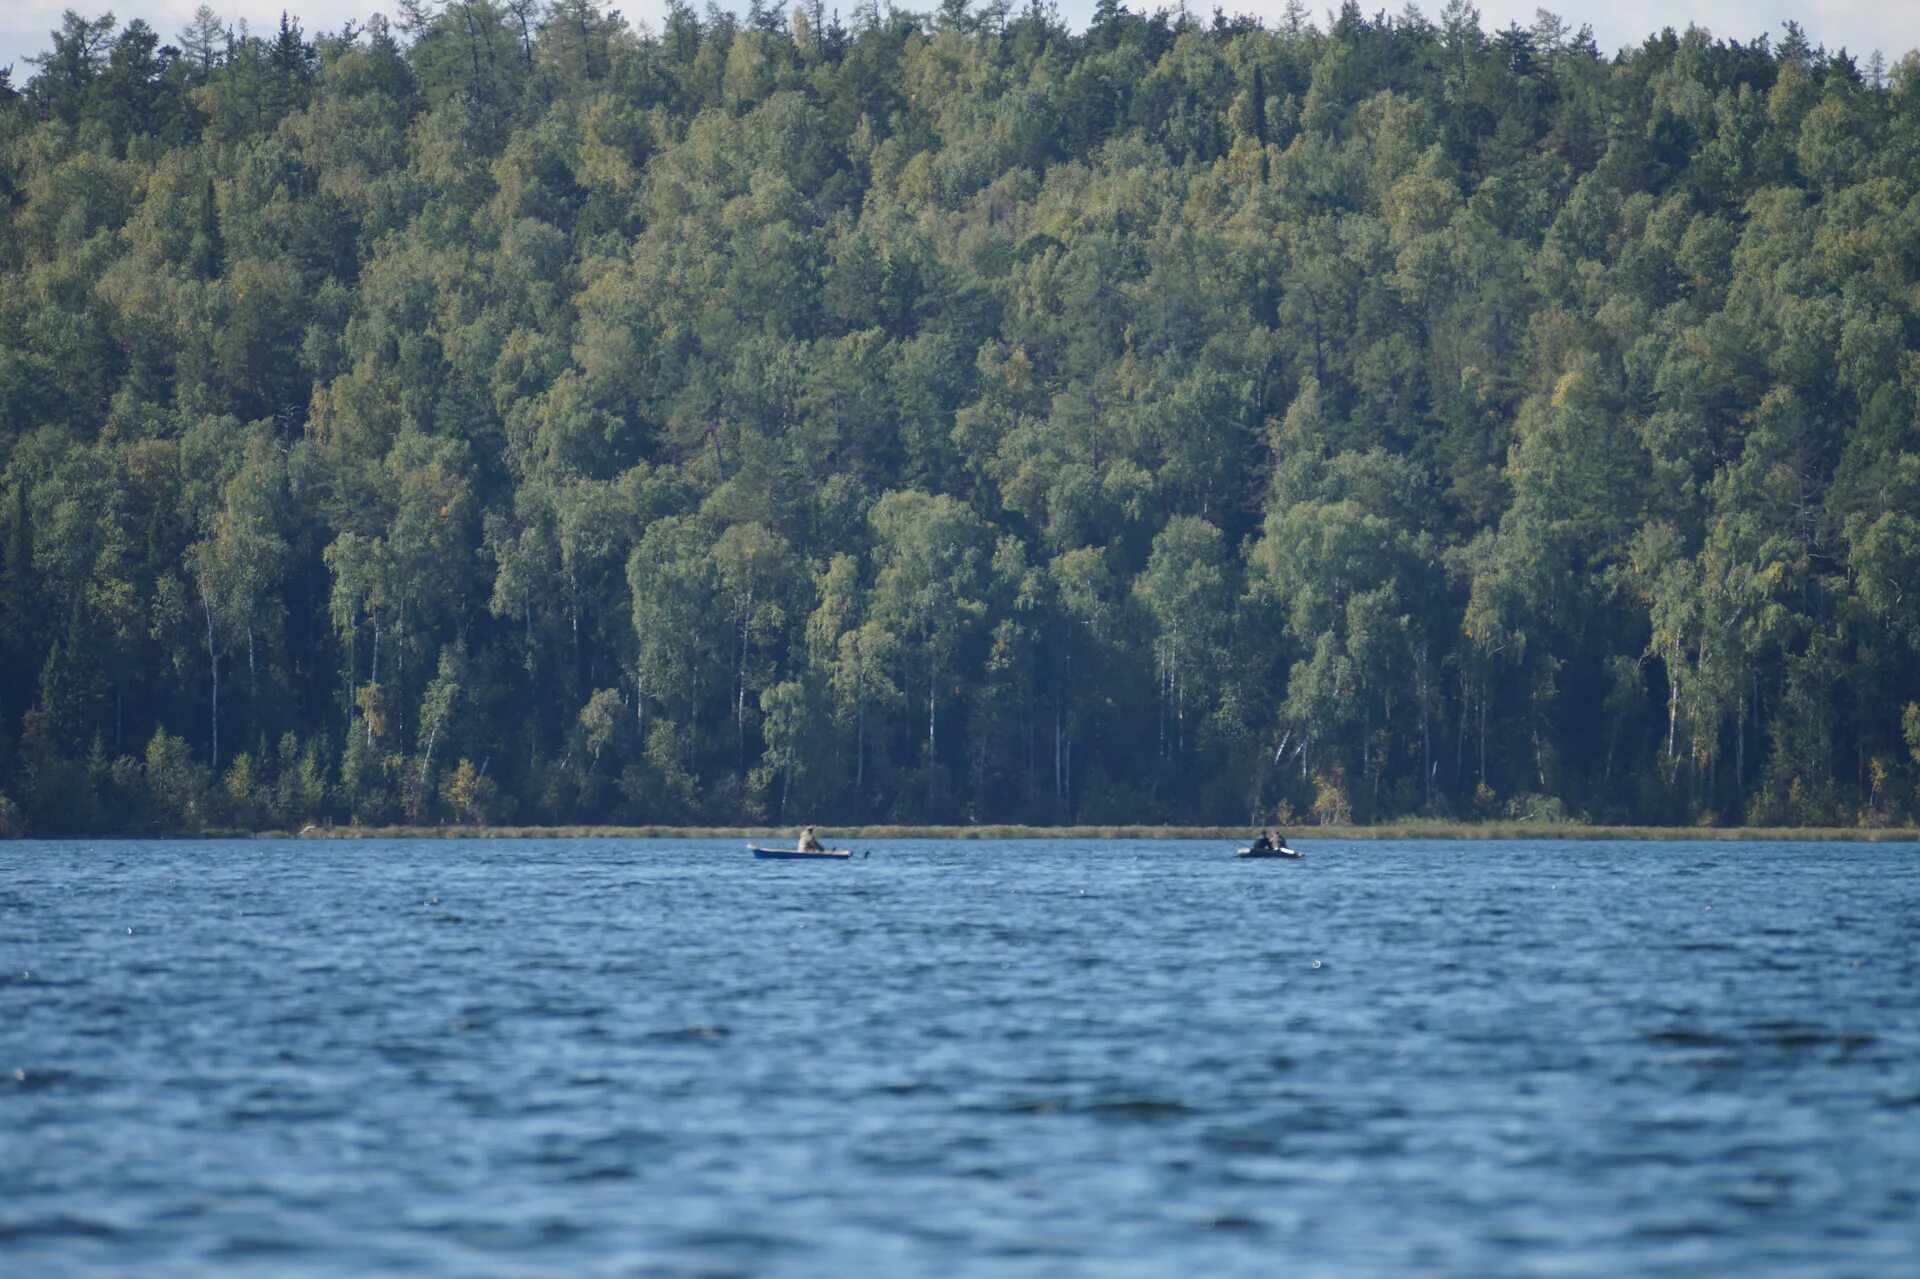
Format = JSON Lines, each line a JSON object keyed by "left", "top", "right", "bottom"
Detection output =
{"left": 797, "top": 825, "right": 824, "bottom": 853}
{"left": 1249, "top": 830, "right": 1276, "bottom": 854}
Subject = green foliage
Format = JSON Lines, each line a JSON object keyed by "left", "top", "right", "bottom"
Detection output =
{"left": 4, "top": 5, "right": 1920, "bottom": 832}
{"left": 144, "top": 728, "right": 208, "bottom": 825}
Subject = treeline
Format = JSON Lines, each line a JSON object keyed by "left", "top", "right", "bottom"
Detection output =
{"left": 3, "top": 0, "right": 1920, "bottom": 836}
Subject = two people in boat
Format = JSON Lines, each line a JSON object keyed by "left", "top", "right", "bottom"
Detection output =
{"left": 1249, "top": 830, "right": 1292, "bottom": 855}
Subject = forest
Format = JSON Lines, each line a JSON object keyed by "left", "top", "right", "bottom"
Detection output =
{"left": 3, "top": 0, "right": 1920, "bottom": 835}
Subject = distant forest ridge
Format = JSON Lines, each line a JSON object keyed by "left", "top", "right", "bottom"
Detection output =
{"left": 3, "top": 1, "right": 1920, "bottom": 836}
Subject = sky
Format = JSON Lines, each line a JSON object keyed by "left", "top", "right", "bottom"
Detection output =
{"left": 2, "top": 0, "right": 1916, "bottom": 81}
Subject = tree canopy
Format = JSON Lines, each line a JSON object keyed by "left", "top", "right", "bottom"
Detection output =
{"left": 4, "top": 2, "right": 1920, "bottom": 833}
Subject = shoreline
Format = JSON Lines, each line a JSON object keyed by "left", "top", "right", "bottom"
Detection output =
{"left": 256, "top": 822, "right": 1920, "bottom": 843}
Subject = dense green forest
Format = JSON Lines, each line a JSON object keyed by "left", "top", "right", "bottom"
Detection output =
{"left": 3, "top": 0, "right": 1920, "bottom": 836}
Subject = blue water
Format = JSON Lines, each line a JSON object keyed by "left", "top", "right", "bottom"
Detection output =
{"left": 3, "top": 838, "right": 1917, "bottom": 1277}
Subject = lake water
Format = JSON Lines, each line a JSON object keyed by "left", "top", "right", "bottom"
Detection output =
{"left": 3, "top": 837, "right": 1917, "bottom": 1276}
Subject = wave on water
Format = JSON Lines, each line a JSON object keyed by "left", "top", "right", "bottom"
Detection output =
{"left": 1, "top": 836, "right": 1915, "bottom": 1277}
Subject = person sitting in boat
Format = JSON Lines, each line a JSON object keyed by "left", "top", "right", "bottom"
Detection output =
{"left": 797, "top": 825, "right": 824, "bottom": 853}
{"left": 1249, "top": 831, "right": 1276, "bottom": 854}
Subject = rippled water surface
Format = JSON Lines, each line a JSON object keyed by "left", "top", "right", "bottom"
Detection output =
{"left": 4, "top": 837, "right": 1918, "bottom": 1276}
